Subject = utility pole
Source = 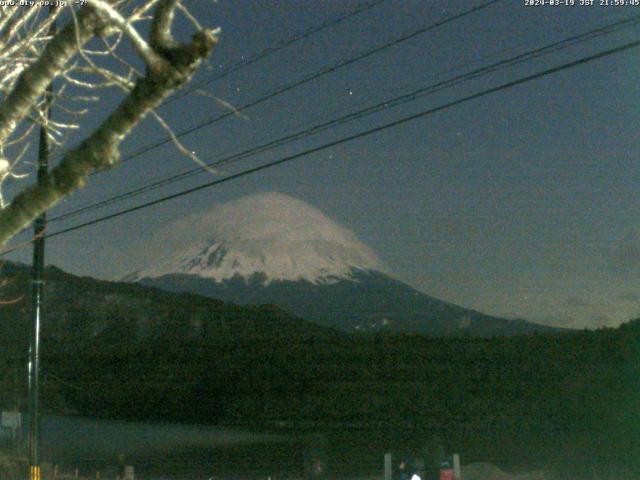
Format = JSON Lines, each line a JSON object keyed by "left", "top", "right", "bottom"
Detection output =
{"left": 28, "top": 93, "right": 49, "bottom": 480}
{"left": 28, "top": 8, "right": 56, "bottom": 480}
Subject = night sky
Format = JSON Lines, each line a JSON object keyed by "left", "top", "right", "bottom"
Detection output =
{"left": 5, "top": 0, "right": 640, "bottom": 329}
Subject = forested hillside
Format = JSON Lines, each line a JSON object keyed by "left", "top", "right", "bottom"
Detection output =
{"left": 0, "top": 262, "right": 638, "bottom": 477}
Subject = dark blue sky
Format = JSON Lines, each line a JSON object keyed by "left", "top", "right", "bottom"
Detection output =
{"left": 6, "top": 0, "right": 640, "bottom": 328}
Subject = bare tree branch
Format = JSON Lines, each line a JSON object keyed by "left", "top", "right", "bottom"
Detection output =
{"left": 0, "top": 6, "right": 100, "bottom": 145}
{"left": 0, "top": 1, "right": 219, "bottom": 246}
{"left": 88, "top": 0, "right": 161, "bottom": 67}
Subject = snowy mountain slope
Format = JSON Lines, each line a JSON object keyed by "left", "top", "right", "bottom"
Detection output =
{"left": 128, "top": 192, "right": 383, "bottom": 285}
{"left": 130, "top": 192, "right": 562, "bottom": 336}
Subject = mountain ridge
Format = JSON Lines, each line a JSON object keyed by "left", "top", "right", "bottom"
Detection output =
{"left": 131, "top": 192, "right": 565, "bottom": 336}
{"left": 138, "top": 269, "right": 564, "bottom": 336}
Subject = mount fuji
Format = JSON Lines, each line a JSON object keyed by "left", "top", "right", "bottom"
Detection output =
{"left": 127, "top": 192, "right": 558, "bottom": 336}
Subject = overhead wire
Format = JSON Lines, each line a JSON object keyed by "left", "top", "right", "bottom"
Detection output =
{"left": 49, "top": 12, "right": 640, "bottom": 223}
{"left": 44, "top": 0, "right": 388, "bottom": 167}
{"left": 21, "top": 36, "right": 639, "bottom": 247}
{"left": 168, "top": 0, "right": 388, "bottom": 105}
{"left": 80, "top": 0, "right": 503, "bottom": 168}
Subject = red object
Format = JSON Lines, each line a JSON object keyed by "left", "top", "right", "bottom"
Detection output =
{"left": 439, "top": 469, "right": 454, "bottom": 480}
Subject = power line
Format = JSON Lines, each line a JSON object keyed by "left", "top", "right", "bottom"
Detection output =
{"left": 49, "top": 12, "right": 640, "bottom": 223}
{"left": 47, "top": 2, "right": 390, "bottom": 168}
{"left": 31, "top": 37, "right": 640, "bottom": 244}
{"left": 169, "top": 0, "right": 387, "bottom": 105}
{"left": 90, "top": 0, "right": 503, "bottom": 168}
{"left": 46, "top": 1, "right": 385, "bottom": 167}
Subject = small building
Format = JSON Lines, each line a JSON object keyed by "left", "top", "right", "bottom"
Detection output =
{"left": 1, "top": 411, "right": 22, "bottom": 443}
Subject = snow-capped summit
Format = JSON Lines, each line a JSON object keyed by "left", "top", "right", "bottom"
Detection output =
{"left": 130, "top": 192, "right": 383, "bottom": 285}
